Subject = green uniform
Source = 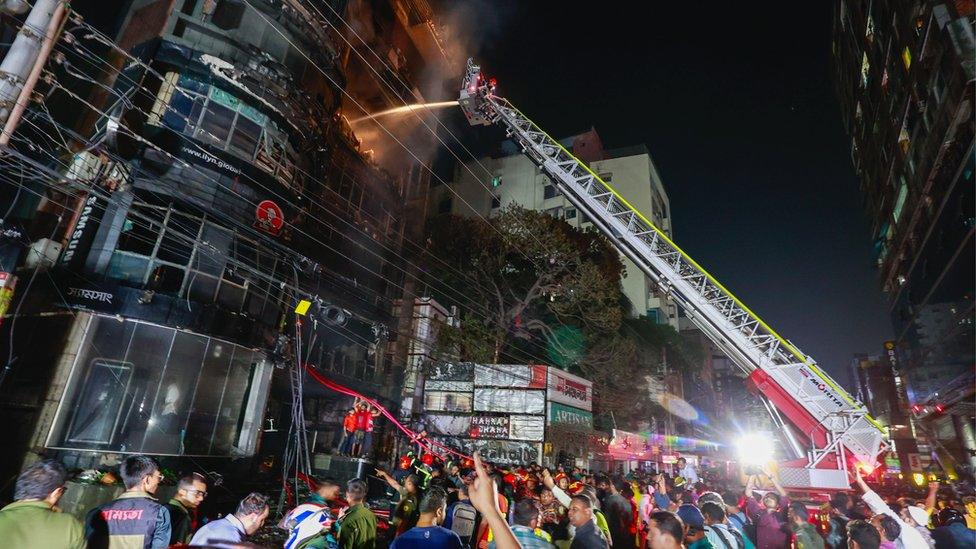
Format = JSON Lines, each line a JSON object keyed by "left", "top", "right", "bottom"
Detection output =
{"left": 794, "top": 522, "right": 825, "bottom": 549}
{"left": 0, "top": 500, "right": 85, "bottom": 549}
{"left": 337, "top": 503, "right": 377, "bottom": 549}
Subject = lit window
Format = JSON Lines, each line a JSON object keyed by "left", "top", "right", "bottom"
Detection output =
{"left": 865, "top": 14, "right": 875, "bottom": 42}
{"left": 902, "top": 46, "right": 912, "bottom": 70}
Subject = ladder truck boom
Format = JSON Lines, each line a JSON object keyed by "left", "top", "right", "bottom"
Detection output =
{"left": 459, "top": 59, "right": 889, "bottom": 490}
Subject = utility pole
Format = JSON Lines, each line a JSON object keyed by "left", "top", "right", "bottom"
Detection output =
{"left": 0, "top": 0, "right": 67, "bottom": 144}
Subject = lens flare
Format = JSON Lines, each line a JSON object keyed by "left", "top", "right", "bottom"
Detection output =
{"left": 735, "top": 432, "right": 775, "bottom": 466}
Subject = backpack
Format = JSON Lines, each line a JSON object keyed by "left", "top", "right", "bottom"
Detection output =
{"left": 707, "top": 525, "right": 745, "bottom": 549}
{"left": 450, "top": 501, "right": 478, "bottom": 544}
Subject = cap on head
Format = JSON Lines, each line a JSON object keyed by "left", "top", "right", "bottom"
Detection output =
{"left": 676, "top": 504, "right": 705, "bottom": 530}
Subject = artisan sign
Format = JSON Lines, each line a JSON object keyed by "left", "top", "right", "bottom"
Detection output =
{"left": 548, "top": 402, "right": 593, "bottom": 428}
{"left": 547, "top": 368, "right": 593, "bottom": 411}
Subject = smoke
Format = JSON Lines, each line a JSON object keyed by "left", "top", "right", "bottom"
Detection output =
{"left": 339, "top": 1, "right": 517, "bottom": 176}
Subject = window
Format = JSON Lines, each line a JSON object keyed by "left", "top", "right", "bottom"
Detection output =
{"left": 490, "top": 195, "right": 501, "bottom": 209}
{"left": 647, "top": 309, "right": 661, "bottom": 324}
{"left": 865, "top": 14, "right": 875, "bottom": 43}
{"left": 107, "top": 199, "right": 284, "bottom": 317}
{"left": 153, "top": 73, "right": 298, "bottom": 190}
{"left": 543, "top": 184, "right": 557, "bottom": 199}
{"left": 50, "top": 316, "right": 272, "bottom": 456}
{"left": 544, "top": 207, "right": 562, "bottom": 219}
{"left": 565, "top": 208, "right": 577, "bottom": 219}
{"left": 902, "top": 46, "right": 912, "bottom": 70}
{"left": 599, "top": 172, "right": 613, "bottom": 182}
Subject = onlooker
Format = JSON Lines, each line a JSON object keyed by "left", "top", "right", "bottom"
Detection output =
{"left": 676, "top": 504, "right": 716, "bottom": 549}
{"left": 389, "top": 487, "right": 463, "bottom": 549}
{"left": 825, "top": 492, "right": 852, "bottom": 549}
{"left": 337, "top": 479, "right": 377, "bottom": 549}
{"left": 743, "top": 471, "right": 790, "bottom": 549}
{"left": 852, "top": 470, "right": 927, "bottom": 549}
{"left": 444, "top": 483, "right": 478, "bottom": 546}
{"left": 676, "top": 458, "right": 700, "bottom": 485}
{"left": 652, "top": 474, "right": 673, "bottom": 512}
{"left": 930, "top": 508, "right": 976, "bottom": 549}
{"left": 647, "top": 510, "right": 684, "bottom": 549}
{"left": 490, "top": 498, "right": 554, "bottom": 549}
{"left": 870, "top": 514, "right": 900, "bottom": 549}
{"left": 898, "top": 506, "right": 934, "bottom": 548}
{"left": 702, "top": 501, "right": 746, "bottom": 549}
{"left": 721, "top": 491, "right": 750, "bottom": 545}
{"left": 0, "top": 459, "right": 84, "bottom": 549}
{"left": 603, "top": 477, "right": 636, "bottom": 548}
{"left": 189, "top": 492, "right": 269, "bottom": 548}
{"left": 466, "top": 453, "right": 521, "bottom": 549}
{"left": 85, "top": 455, "right": 171, "bottom": 549}
{"left": 166, "top": 472, "right": 207, "bottom": 545}
{"left": 281, "top": 478, "right": 342, "bottom": 549}
{"left": 789, "top": 502, "right": 824, "bottom": 549}
{"left": 847, "top": 519, "right": 881, "bottom": 549}
{"left": 568, "top": 494, "right": 610, "bottom": 549}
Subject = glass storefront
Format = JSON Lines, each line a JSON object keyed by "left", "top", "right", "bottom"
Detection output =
{"left": 49, "top": 315, "right": 272, "bottom": 456}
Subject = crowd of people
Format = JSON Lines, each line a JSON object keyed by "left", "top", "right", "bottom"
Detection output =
{"left": 0, "top": 452, "right": 974, "bottom": 549}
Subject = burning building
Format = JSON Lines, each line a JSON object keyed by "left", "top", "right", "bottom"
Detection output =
{"left": 0, "top": 0, "right": 460, "bottom": 496}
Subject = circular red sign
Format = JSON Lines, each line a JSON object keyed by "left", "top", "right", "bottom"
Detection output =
{"left": 255, "top": 200, "right": 284, "bottom": 234}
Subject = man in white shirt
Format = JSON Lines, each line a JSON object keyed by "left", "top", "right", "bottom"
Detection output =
{"left": 676, "top": 458, "right": 700, "bottom": 485}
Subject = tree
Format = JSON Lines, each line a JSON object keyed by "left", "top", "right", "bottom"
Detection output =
{"left": 423, "top": 206, "right": 706, "bottom": 429}
{"left": 425, "top": 205, "right": 624, "bottom": 364}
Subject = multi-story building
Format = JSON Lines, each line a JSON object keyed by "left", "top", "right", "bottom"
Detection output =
{"left": 432, "top": 127, "right": 679, "bottom": 326}
{"left": 831, "top": 1, "right": 974, "bottom": 472}
{"left": 0, "top": 0, "right": 457, "bottom": 489}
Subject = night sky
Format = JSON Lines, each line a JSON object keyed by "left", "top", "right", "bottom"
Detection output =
{"left": 446, "top": 1, "right": 894, "bottom": 379}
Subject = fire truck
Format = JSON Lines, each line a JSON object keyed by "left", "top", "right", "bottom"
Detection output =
{"left": 458, "top": 59, "right": 889, "bottom": 491}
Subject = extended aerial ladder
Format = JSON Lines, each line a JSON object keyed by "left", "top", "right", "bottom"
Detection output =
{"left": 458, "top": 59, "right": 889, "bottom": 490}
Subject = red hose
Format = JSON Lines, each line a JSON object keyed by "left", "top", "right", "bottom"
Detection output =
{"left": 303, "top": 365, "right": 472, "bottom": 461}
